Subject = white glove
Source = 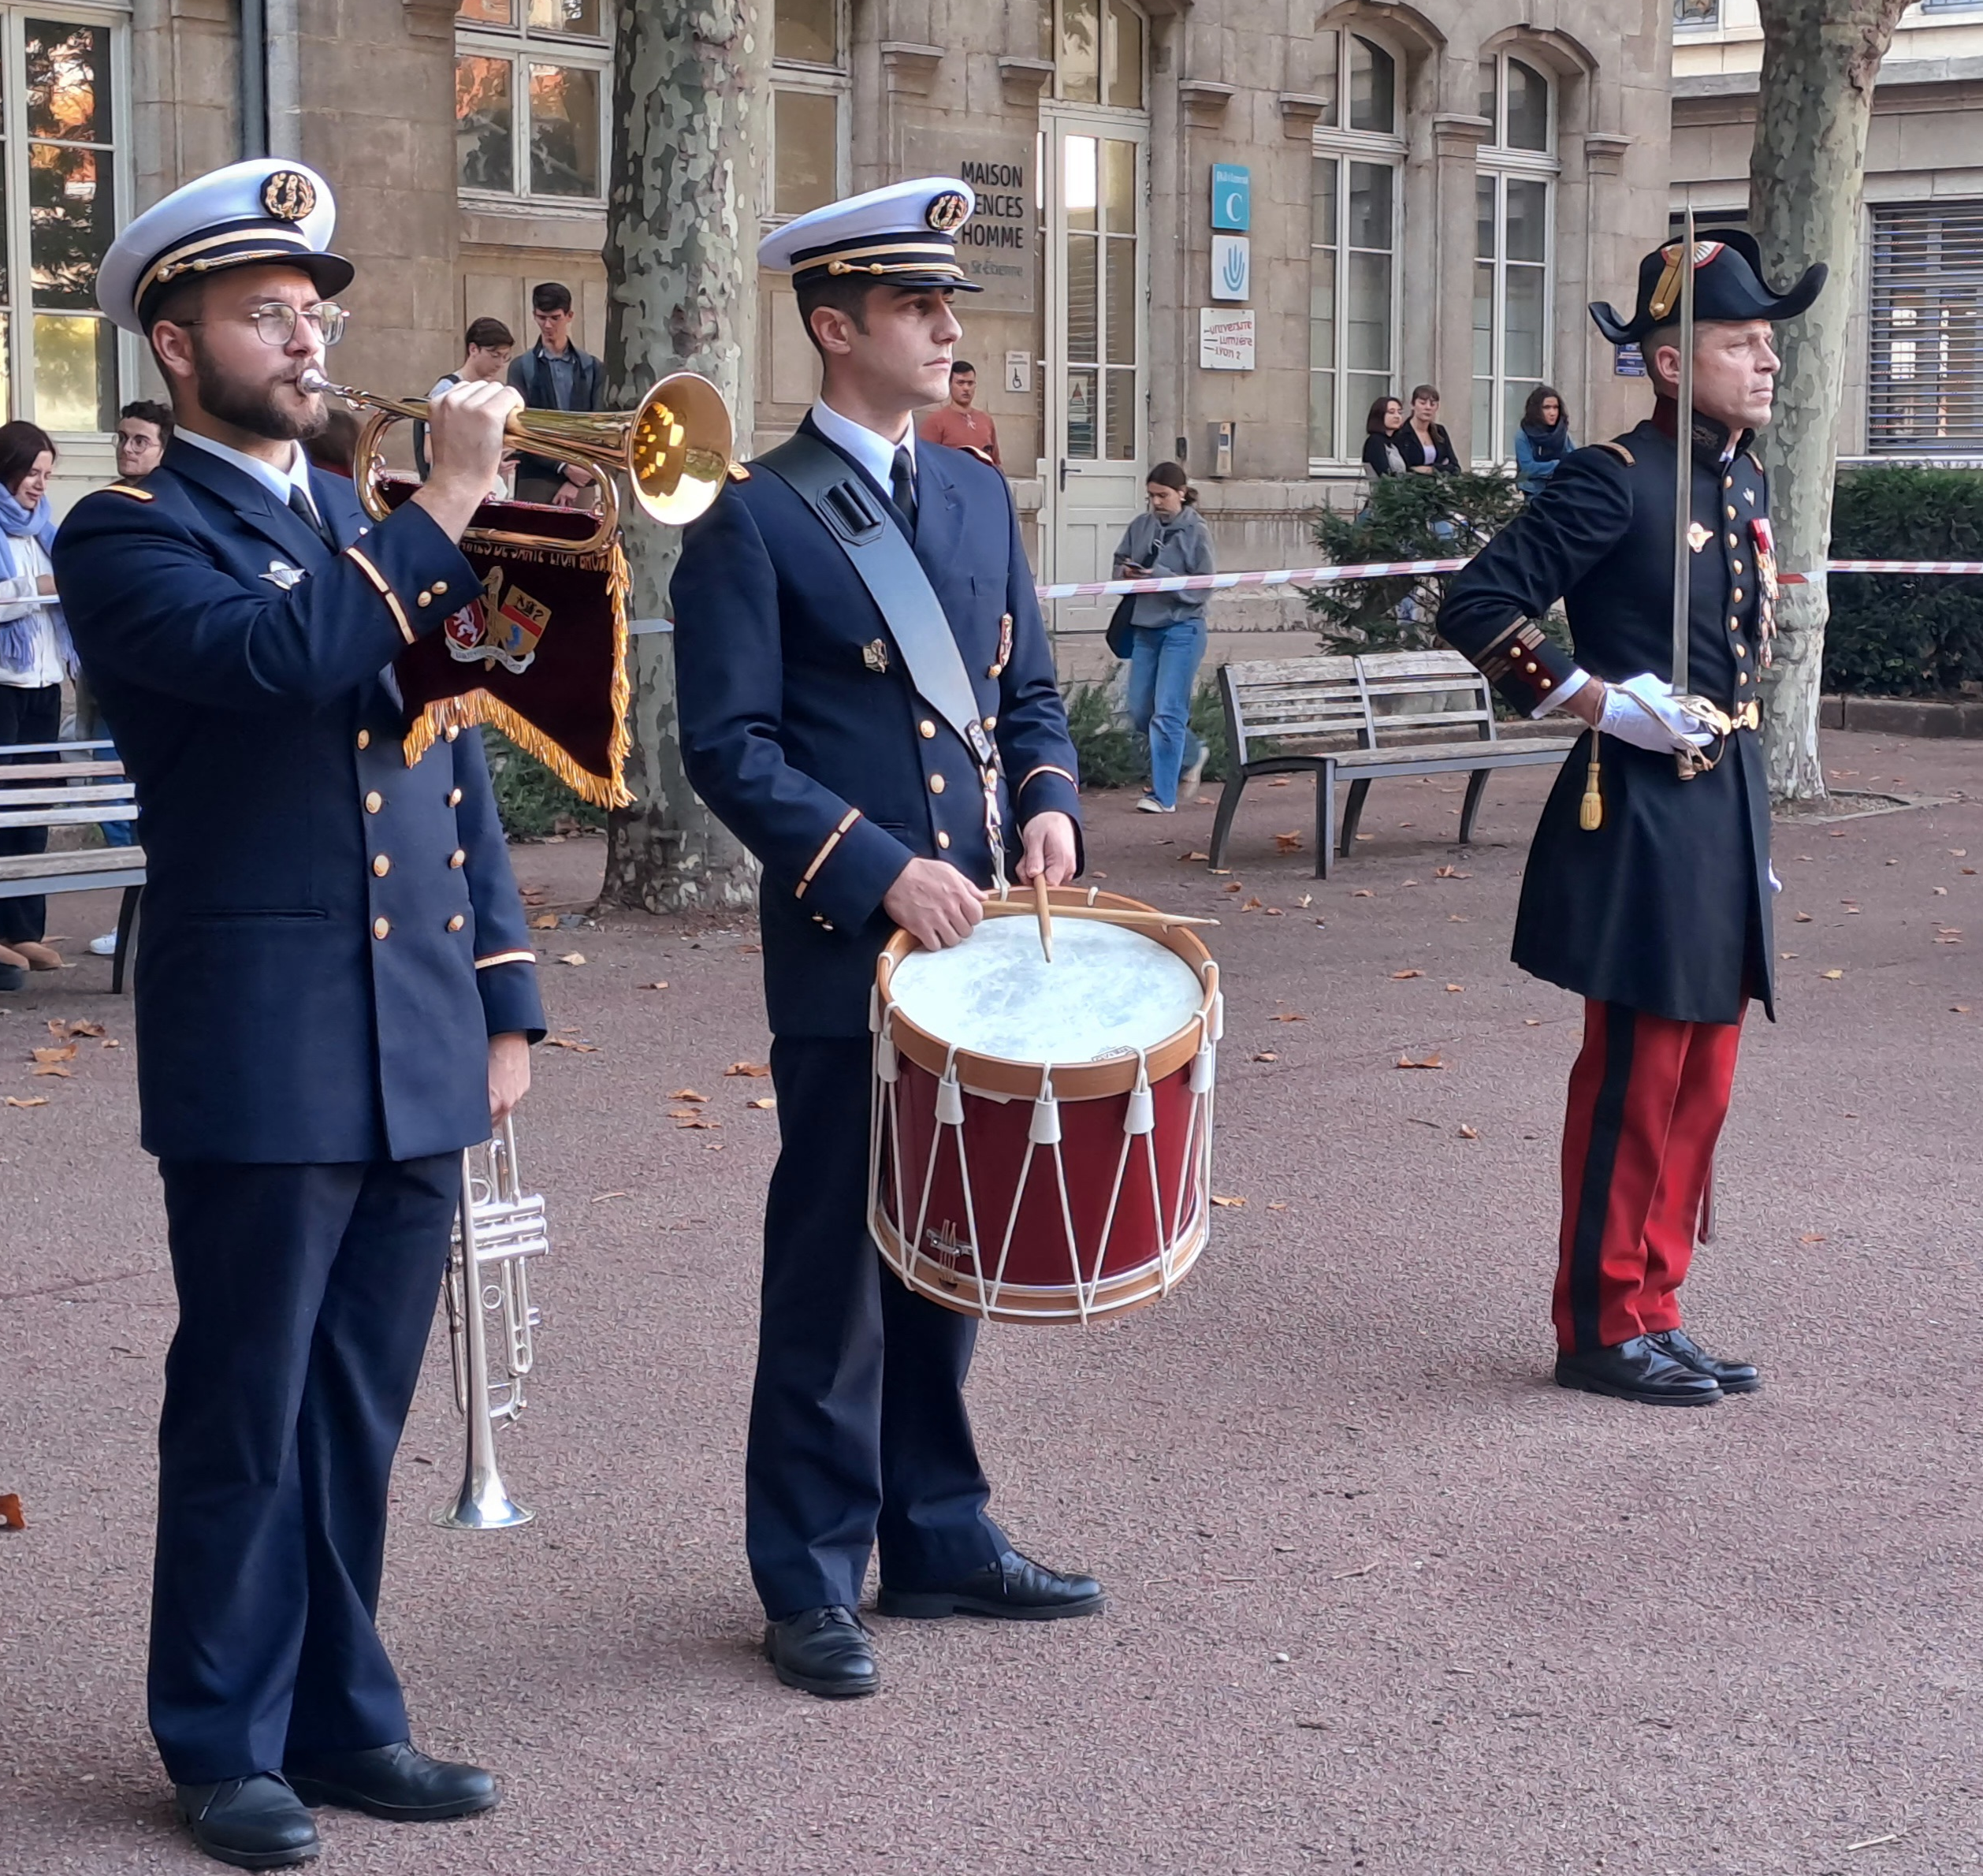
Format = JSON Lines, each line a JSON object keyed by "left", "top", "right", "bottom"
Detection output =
{"left": 1595, "top": 672, "right": 1714, "bottom": 754}
{"left": 1768, "top": 862, "right": 1782, "bottom": 894}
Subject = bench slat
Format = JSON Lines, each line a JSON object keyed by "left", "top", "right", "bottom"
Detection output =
{"left": 0, "top": 808, "right": 140, "bottom": 829}
{"left": 0, "top": 761, "right": 127, "bottom": 781}
{"left": 0, "top": 784, "right": 138, "bottom": 805}
{"left": 0, "top": 846, "right": 147, "bottom": 880}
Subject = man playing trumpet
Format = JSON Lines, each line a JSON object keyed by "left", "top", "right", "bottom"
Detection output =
{"left": 54, "top": 158, "right": 544, "bottom": 1868}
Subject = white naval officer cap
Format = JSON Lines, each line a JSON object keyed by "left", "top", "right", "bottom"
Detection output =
{"left": 98, "top": 158, "right": 354, "bottom": 336}
{"left": 757, "top": 177, "right": 982, "bottom": 292}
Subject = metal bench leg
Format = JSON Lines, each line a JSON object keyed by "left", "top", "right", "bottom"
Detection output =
{"left": 111, "top": 884, "right": 141, "bottom": 995}
{"left": 1458, "top": 769, "right": 1490, "bottom": 846}
{"left": 1316, "top": 761, "right": 1338, "bottom": 880}
{"left": 1207, "top": 774, "right": 1247, "bottom": 870}
{"left": 1338, "top": 778, "right": 1371, "bottom": 857}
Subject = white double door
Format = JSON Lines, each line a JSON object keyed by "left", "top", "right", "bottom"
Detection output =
{"left": 1041, "top": 108, "right": 1149, "bottom": 636}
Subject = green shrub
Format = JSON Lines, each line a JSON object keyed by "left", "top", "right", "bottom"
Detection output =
{"left": 483, "top": 728, "right": 605, "bottom": 839}
{"left": 1062, "top": 678, "right": 1235, "bottom": 792}
{"left": 1825, "top": 466, "right": 1983, "bottom": 697}
{"left": 1303, "top": 471, "right": 1527, "bottom": 653}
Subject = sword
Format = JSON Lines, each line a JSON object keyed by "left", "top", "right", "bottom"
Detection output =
{"left": 1671, "top": 206, "right": 1698, "bottom": 777}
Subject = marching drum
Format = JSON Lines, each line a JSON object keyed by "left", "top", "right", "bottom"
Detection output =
{"left": 869, "top": 888, "right": 1222, "bottom": 1325}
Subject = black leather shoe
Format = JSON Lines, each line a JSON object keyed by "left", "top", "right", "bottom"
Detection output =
{"left": 877, "top": 1548, "right": 1106, "bottom": 1621}
{"left": 174, "top": 1775, "right": 320, "bottom": 1870}
{"left": 1554, "top": 1336, "right": 1723, "bottom": 1406}
{"left": 765, "top": 1606, "right": 880, "bottom": 1698}
{"left": 1647, "top": 1327, "right": 1762, "bottom": 1394}
{"left": 283, "top": 1742, "right": 497, "bottom": 1822}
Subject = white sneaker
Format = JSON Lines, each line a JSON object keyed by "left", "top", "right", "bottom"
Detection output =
{"left": 1135, "top": 793, "right": 1173, "bottom": 814}
{"left": 88, "top": 932, "right": 118, "bottom": 956}
{"left": 1181, "top": 752, "right": 1207, "bottom": 798}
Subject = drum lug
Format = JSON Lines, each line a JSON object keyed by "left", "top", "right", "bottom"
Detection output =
{"left": 1029, "top": 1090, "right": 1062, "bottom": 1145}
{"left": 1124, "top": 1083, "right": 1155, "bottom": 1136}
{"left": 875, "top": 1033, "right": 899, "bottom": 1084}
{"left": 1208, "top": 992, "right": 1226, "bottom": 1044}
{"left": 1190, "top": 1044, "right": 1216, "bottom": 1095}
{"left": 936, "top": 1072, "right": 965, "bottom": 1126}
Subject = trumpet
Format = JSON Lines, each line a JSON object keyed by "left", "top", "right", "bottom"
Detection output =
{"left": 299, "top": 367, "right": 734, "bottom": 553}
{"left": 434, "top": 1115, "right": 549, "bottom": 1531}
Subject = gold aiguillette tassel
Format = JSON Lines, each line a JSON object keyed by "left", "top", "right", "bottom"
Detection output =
{"left": 1579, "top": 731, "right": 1603, "bottom": 832}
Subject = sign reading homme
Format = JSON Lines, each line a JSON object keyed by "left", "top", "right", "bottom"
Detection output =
{"left": 902, "top": 135, "right": 1037, "bottom": 312}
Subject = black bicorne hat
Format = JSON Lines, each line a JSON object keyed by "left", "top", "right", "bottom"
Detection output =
{"left": 1588, "top": 229, "right": 1826, "bottom": 346}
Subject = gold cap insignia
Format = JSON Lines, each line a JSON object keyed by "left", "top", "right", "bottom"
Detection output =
{"left": 261, "top": 170, "right": 317, "bottom": 222}
{"left": 925, "top": 190, "right": 970, "bottom": 234}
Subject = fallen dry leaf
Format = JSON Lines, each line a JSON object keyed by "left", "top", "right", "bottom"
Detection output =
{"left": 746, "top": 1096, "right": 777, "bottom": 1110}
{"left": 544, "top": 1037, "right": 599, "bottom": 1052}
{"left": 1222, "top": 882, "right": 1244, "bottom": 895}
{"left": 669, "top": 1088, "right": 708, "bottom": 1103}
{"left": 1820, "top": 969, "right": 1844, "bottom": 981}
{"left": 1267, "top": 1202, "right": 1289, "bottom": 1212}
{"left": 667, "top": 1107, "right": 702, "bottom": 1120}
{"left": 1433, "top": 866, "right": 1470, "bottom": 880}
{"left": 1952, "top": 1005, "right": 1971, "bottom": 1014}
{"left": 0, "top": 1493, "right": 23, "bottom": 1531}
{"left": 1795, "top": 912, "right": 1813, "bottom": 922}
{"left": 559, "top": 952, "right": 587, "bottom": 966}
{"left": 640, "top": 981, "right": 669, "bottom": 991}
{"left": 740, "top": 944, "right": 762, "bottom": 955}
{"left": 724, "top": 1061, "right": 772, "bottom": 1078}
{"left": 1268, "top": 777, "right": 1291, "bottom": 788}
{"left": 1269, "top": 1013, "right": 1308, "bottom": 1023}
{"left": 1352, "top": 889, "right": 1373, "bottom": 899}
{"left": 1524, "top": 1018, "right": 1542, "bottom": 1026}
{"left": 1952, "top": 849, "right": 1970, "bottom": 858}
{"left": 1274, "top": 832, "right": 1304, "bottom": 854}
{"left": 1178, "top": 851, "right": 1210, "bottom": 863}
{"left": 590, "top": 1191, "right": 630, "bottom": 1203}
{"left": 1396, "top": 1053, "right": 1445, "bottom": 1070}
{"left": 1444, "top": 984, "right": 1464, "bottom": 994}
{"left": 1799, "top": 1232, "right": 1827, "bottom": 1244}
{"left": 675, "top": 1118, "right": 722, "bottom": 1131}
{"left": 1297, "top": 893, "right": 1313, "bottom": 908}
{"left": 31, "top": 1044, "right": 76, "bottom": 1066}
{"left": 65, "top": 1020, "right": 105, "bottom": 1038}
{"left": 1458, "top": 1124, "right": 1479, "bottom": 1140}
{"left": 4, "top": 1095, "right": 49, "bottom": 1108}
{"left": 1263, "top": 906, "right": 1285, "bottom": 917}
{"left": 1211, "top": 1193, "right": 1248, "bottom": 1208}
{"left": 1241, "top": 896, "right": 1264, "bottom": 912}
{"left": 1391, "top": 969, "right": 1424, "bottom": 981}
{"left": 1252, "top": 1051, "right": 1279, "bottom": 1063}
{"left": 528, "top": 912, "right": 559, "bottom": 929}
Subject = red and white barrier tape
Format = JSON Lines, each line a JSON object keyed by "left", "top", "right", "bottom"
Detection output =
{"left": 1036, "top": 556, "right": 1983, "bottom": 600}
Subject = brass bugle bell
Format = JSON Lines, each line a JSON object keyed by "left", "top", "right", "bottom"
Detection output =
{"left": 299, "top": 367, "right": 735, "bottom": 553}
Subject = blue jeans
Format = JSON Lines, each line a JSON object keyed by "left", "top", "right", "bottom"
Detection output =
{"left": 1125, "top": 617, "right": 1207, "bottom": 808}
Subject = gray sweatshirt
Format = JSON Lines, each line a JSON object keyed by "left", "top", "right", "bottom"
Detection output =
{"left": 1113, "top": 504, "right": 1215, "bottom": 627}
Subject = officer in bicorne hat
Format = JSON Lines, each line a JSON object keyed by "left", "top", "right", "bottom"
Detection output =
{"left": 670, "top": 178, "right": 1101, "bottom": 1699}
{"left": 54, "top": 159, "right": 542, "bottom": 1866}
{"left": 1436, "top": 231, "right": 1825, "bottom": 1406}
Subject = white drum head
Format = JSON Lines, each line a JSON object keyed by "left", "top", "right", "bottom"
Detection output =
{"left": 889, "top": 914, "right": 1204, "bottom": 1066}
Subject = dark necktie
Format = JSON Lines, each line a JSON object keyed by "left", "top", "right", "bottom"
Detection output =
{"left": 288, "top": 484, "right": 335, "bottom": 551}
{"left": 889, "top": 446, "right": 917, "bottom": 530}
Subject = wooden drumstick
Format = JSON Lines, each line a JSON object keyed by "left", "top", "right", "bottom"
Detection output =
{"left": 1032, "top": 875, "right": 1053, "bottom": 962}
{"left": 980, "top": 901, "right": 1220, "bottom": 932}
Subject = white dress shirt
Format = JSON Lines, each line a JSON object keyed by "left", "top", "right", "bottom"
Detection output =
{"left": 810, "top": 398, "right": 917, "bottom": 498}
{"left": 177, "top": 427, "right": 326, "bottom": 526}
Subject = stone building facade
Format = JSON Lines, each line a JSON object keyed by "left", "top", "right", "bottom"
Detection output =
{"left": 35, "top": 0, "right": 1671, "bottom": 665}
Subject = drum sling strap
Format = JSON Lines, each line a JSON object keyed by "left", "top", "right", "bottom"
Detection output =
{"left": 755, "top": 431, "right": 1009, "bottom": 890}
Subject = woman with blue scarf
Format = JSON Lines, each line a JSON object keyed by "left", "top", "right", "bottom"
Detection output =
{"left": 0, "top": 420, "right": 73, "bottom": 988}
{"left": 1514, "top": 385, "right": 1574, "bottom": 498}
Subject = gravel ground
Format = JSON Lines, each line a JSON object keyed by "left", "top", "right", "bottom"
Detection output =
{"left": 2, "top": 728, "right": 1978, "bottom": 1876}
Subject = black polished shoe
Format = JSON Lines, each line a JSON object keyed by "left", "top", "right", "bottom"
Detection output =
{"left": 765, "top": 1605, "right": 880, "bottom": 1699}
{"left": 1554, "top": 1335, "right": 1723, "bottom": 1406}
{"left": 174, "top": 1774, "right": 320, "bottom": 1870}
{"left": 283, "top": 1742, "right": 497, "bottom": 1822}
{"left": 1647, "top": 1327, "right": 1762, "bottom": 1394}
{"left": 877, "top": 1548, "right": 1105, "bottom": 1621}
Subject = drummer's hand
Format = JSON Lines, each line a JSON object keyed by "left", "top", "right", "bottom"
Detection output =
{"left": 884, "top": 857, "right": 985, "bottom": 950}
{"left": 1018, "top": 811, "right": 1078, "bottom": 888}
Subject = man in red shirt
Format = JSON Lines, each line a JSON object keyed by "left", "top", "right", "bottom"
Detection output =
{"left": 917, "top": 359, "right": 1001, "bottom": 467}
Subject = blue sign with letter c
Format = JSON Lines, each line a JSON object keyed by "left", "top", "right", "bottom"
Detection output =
{"left": 1211, "top": 164, "right": 1250, "bottom": 232}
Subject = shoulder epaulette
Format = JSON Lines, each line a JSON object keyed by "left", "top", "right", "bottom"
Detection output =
{"left": 102, "top": 482, "right": 155, "bottom": 501}
{"left": 1594, "top": 441, "right": 1635, "bottom": 467}
{"left": 1743, "top": 449, "right": 1765, "bottom": 478}
{"left": 726, "top": 460, "right": 751, "bottom": 482}
{"left": 960, "top": 445, "right": 996, "bottom": 468}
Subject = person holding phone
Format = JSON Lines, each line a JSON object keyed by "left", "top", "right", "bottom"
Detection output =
{"left": 1111, "top": 462, "right": 1212, "bottom": 813}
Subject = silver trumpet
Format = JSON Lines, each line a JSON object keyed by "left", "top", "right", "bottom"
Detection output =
{"left": 434, "top": 1115, "right": 548, "bottom": 1530}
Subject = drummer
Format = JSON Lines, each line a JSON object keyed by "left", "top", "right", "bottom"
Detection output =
{"left": 670, "top": 178, "right": 1100, "bottom": 1700}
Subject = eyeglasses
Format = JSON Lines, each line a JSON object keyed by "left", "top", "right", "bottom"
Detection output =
{"left": 185, "top": 302, "right": 349, "bottom": 347}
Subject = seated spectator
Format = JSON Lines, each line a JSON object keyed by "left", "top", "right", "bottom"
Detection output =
{"left": 917, "top": 360, "right": 1002, "bottom": 467}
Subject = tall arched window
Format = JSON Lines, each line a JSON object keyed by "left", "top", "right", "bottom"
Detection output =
{"left": 1472, "top": 52, "right": 1557, "bottom": 463}
{"left": 1308, "top": 29, "right": 1404, "bottom": 467}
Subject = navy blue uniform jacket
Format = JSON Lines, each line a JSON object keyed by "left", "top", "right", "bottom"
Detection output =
{"left": 1436, "top": 415, "right": 1773, "bottom": 1025}
{"left": 54, "top": 439, "right": 545, "bottom": 1163}
{"left": 670, "top": 419, "right": 1082, "bottom": 1038}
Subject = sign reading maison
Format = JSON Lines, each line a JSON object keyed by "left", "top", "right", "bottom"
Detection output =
{"left": 902, "top": 136, "right": 1036, "bottom": 312}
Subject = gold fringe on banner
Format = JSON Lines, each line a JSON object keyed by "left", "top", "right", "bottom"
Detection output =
{"left": 399, "top": 538, "right": 635, "bottom": 811}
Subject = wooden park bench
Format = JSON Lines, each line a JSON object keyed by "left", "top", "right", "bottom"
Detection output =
{"left": 0, "top": 739, "right": 144, "bottom": 990}
{"left": 1207, "top": 649, "right": 1579, "bottom": 878}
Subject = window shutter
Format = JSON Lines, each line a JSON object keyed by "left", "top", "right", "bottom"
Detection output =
{"left": 1868, "top": 203, "right": 1983, "bottom": 456}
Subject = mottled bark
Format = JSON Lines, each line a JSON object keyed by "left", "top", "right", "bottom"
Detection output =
{"left": 1748, "top": 0, "right": 1908, "bottom": 802}
{"left": 597, "top": 0, "right": 768, "bottom": 911}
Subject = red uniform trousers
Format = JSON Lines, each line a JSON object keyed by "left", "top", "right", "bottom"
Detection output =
{"left": 1553, "top": 999, "right": 1745, "bottom": 1354}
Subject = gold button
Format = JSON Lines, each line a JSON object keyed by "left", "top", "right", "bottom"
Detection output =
{"left": 1736, "top": 643, "right": 1747, "bottom": 657}
{"left": 449, "top": 848, "right": 466, "bottom": 869}
{"left": 416, "top": 592, "right": 431, "bottom": 609}
{"left": 1727, "top": 534, "right": 1738, "bottom": 548}
{"left": 372, "top": 854, "right": 390, "bottom": 877}
{"left": 1729, "top": 616, "right": 1739, "bottom": 628}
{"left": 1732, "top": 559, "right": 1743, "bottom": 575}
{"left": 1738, "top": 672, "right": 1750, "bottom": 686}
{"left": 1732, "top": 588, "right": 1743, "bottom": 603}
{"left": 983, "top": 715, "right": 996, "bottom": 731}
{"left": 356, "top": 728, "right": 370, "bottom": 750}
{"left": 929, "top": 774, "right": 945, "bottom": 795}
{"left": 448, "top": 787, "right": 463, "bottom": 806}
{"left": 987, "top": 664, "right": 999, "bottom": 678}
{"left": 372, "top": 916, "right": 389, "bottom": 940}
{"left": 433, "top": 581, "right": 448, "bottom": 596}
{"left": 1539, "top": 676, "right": 1552, "bottom": 690}
{"left": 447, "top": 914, "right": 465, "bottom": 932}
{"left": 1724, "top": 505, "right": 1736, "bottom": 520}
{"left": 364, "top": 790, "right": 382, "bottom": 813}
{"left": 918, "top": 720, "right": 936, "bottom": 739}
{"left": 444, "top": 725, "right": 459, "bottom": 743}
{"left": 936, "top": 831, "right": 951, "bottom": 849}
{"left": 1723, "top": 475, "right": 1733, "bottom": 489}
{"left": 1524, "top": 661, "right": 1538, "bottom": 675}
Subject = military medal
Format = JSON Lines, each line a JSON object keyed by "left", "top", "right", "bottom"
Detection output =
{"left": 1750, "top": 516, "right": 1778, "bottom": 667}
{"left": 862, "top": 638, "right": 890, "bottom": 674}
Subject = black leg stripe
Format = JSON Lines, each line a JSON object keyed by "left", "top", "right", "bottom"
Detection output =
{"left": 1568, "top": 1003, "right": 1638, "bottom": 1354}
